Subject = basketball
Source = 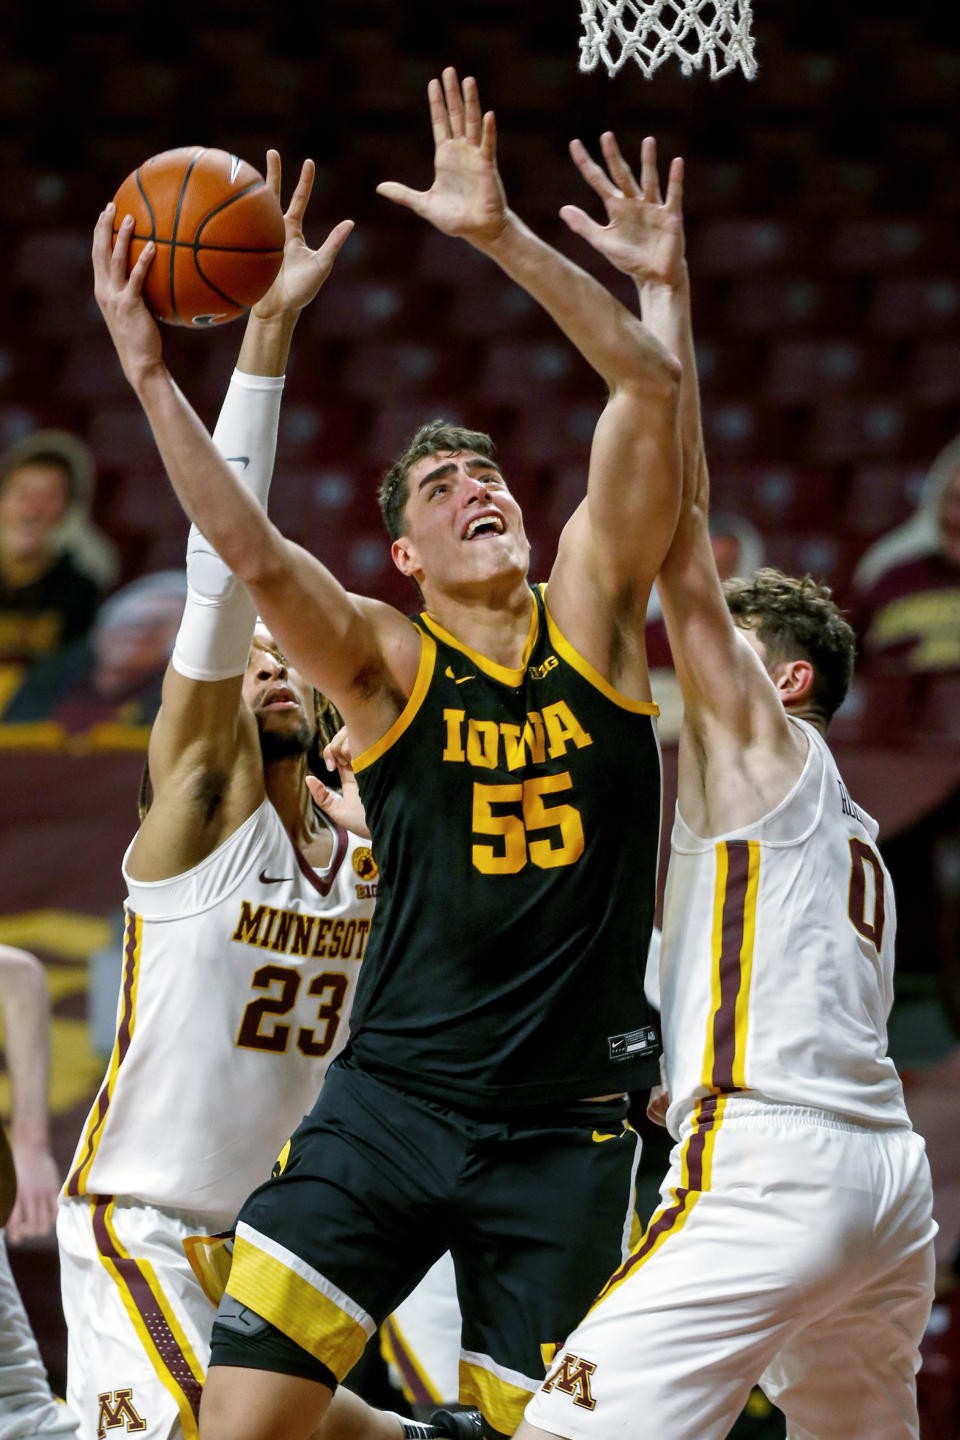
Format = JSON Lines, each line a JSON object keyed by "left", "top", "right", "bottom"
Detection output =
{"left": 111, "top": 147, "right": 286, "bottom": 327}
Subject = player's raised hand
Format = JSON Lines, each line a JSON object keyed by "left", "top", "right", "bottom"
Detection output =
{"left": 92, "top": 204, "right": 163, "bottom": 389}
{"left": 252, "top": 152, "right": 354, "bottom": 320}
{"left": 561, "top": 134, "right": 685, "bottom": 289}
{"left": 376, "top": 68, "right": 508, "bottom": 247}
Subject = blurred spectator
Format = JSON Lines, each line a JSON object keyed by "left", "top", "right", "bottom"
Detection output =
{"left": 851, "top": 435, "right": 960, "bottom": 675}
{"left": 0, "top": 431, "right": 117, "bottom": 689}
{"left": 1, "top": 570, "right": 186, "bottom": 740}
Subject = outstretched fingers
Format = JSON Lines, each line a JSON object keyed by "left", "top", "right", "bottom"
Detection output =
{"left": 599, "top": 131, "right": 641, "bottom": 198}
{"left": 639, "top": 136, "right": 663, "bottom": 204}
{"left": 442, "top": 66, "right": 467, "bottom": 139}
{"left": 265, "top": 149, "right": 281, "bottom": 202}
{"left": 428, "top": 76, "right": 452, "bottom": 147}
{"left": 558, "top": 203, "right": 607, "bottom": 250}
{"left": 570, "top": 138, "right": 621, "bottom": 203}
{"left": 665, "top": 154, "right": 685, "bottom": 212}
{"left": 316, "top": 217, "right": 355, "bottom": 268}
{"left": 462, "top": 73, "right": 483, "bottom": 145}
{"left": 284, "top": 157, "right": 316, "bottom": 233}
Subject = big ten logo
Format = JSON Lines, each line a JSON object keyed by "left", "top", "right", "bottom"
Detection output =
{"left": 541, "top": 1353, "right": 598, "bottom": 1411}
{"left": 96, "top": 1389, "right": 146, "bottom": 1438}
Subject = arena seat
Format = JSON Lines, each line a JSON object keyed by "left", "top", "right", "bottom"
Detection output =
{"left": 765, "top": 339, "right": 894, "bottom": 401}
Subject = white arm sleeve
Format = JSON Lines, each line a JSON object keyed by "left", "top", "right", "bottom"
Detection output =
{"left": 172, "top": 369, "right": 285, "bottom": 682}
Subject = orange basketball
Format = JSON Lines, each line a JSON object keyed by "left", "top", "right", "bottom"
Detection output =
{"left": 112, "top": 147, "right": 286, "bottom": 327}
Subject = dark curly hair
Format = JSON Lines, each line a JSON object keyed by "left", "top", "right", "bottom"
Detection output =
{"left": 723, "top": 567, "right": 856, "bottom": 724}
{"left": 377, "top": 418, "right": 498, "bottom": 542}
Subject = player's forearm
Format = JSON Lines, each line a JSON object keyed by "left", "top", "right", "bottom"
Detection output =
{"left": 0, "top": 950, "right": 51, "bottom": 1151}
{"left": 638, "top": 265, "right": 704, "bottom": 484}
{"left": 134, "top": 365, "right": 287, "bottom": 587}
{"left": 236, "top": 308, "right": 298, "bottom": 379}
{"left": 477, "top": 212, "right": 679, "bottom": 392}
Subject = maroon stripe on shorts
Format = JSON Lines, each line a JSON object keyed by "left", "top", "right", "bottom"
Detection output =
{"left": 66, "top": 911, "right": 140, "bottom": 1197}
{"left": 381, "top": 1315, "right": 436, "bottom": 1405}
{"left": 595, "top": 1099, "right": 717, "bottom": 1302}
{"left": 92, "top": 1199, "right": 203, "bottom": 1417}
{"left": 711, "top": 842, "right": 751, "bottom": 1091}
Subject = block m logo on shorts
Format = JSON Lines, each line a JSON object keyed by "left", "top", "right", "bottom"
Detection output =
{"left": 97, "top": 1390, "right": 147, "bottom": 1438}
{"left": 542, "top": 1352, "right": 598, "bottom": 1411}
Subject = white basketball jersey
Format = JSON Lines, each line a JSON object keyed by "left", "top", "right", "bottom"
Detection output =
{"left": 65, "top": 800, "right": 378, "bottom": 1228}
{"left": 660, "top": 718, "right": 910, "bottom": 1139}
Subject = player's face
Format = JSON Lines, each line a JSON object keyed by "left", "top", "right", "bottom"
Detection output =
{"left": 242, "top": 634, "right": 316, "bottom": 756}
{"left": 392, "top": 451, "right": 530, "bottom": 595}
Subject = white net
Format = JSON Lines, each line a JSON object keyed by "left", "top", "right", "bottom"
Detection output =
{"left": 579, "top": 0, "right": 757, "bottom": 80}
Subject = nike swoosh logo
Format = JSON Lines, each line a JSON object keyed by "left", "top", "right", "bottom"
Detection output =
{"left": 591, "top": 1130, "right": 618, "bottom": 1143}
{"left": 226, "top": 456, "right": 250, "bottom": 469}
{"left": 258, "top": 869, "right": 292, "bottom": 885}
{"left": 230, "top": 154, "right": 242, "bottom": 183}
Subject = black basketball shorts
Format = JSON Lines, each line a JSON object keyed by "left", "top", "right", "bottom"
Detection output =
{"left": 210, "top": 1057, "right": 641, "bottom": 1434}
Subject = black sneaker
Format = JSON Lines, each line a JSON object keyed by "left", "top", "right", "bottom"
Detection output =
{"left": 430, "top": 1409, "right": 483, "bottom": 1440}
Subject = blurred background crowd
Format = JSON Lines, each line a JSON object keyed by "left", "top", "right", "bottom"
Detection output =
{"left": 0, "top": 0, "right": 958, "bottom": 1433}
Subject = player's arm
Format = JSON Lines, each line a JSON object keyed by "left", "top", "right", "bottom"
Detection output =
{"left": 567, "top": 134, "right": 798, "bottom": 754}
{"left": 93, "top": 177, "right": 417, "bottom": 763}
{"left": 129, "top": 158, "right": 363, "bottom": 879}
{"left": 0, "top": 946, "right": 59, "bottom": 1241}
{"left": 377, "top": 69, "right": 681, "bottom": 690}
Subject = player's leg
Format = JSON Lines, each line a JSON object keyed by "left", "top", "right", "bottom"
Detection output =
{"left": 760, "top": 1127, "right": 936, "bottom": 1440}
{"left": 201, "top": 1063, "right": 466, "bottom": 1440}
{"left": 521, "top": 1103, "right": 826, "bottom": 1440}
{"left": 450, "top": 1099, "right": 644, "bottom": 1440}
{"left": 57, "top": 1194, "right": 218, "bottom": 1440}
{"left": 381, "top": 1252, "right": 462, "bottom": 1416}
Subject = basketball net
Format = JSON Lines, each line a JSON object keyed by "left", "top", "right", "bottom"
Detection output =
{"left": 579, "top": 0, "right": 757, "bottom": 80}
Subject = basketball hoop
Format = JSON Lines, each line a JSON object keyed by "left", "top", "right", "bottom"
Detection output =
{"left": 579, "top": 0, "right": 757, "bottom": 80}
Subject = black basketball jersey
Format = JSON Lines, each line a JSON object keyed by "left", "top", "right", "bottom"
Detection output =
{"left": 349, "top": 584, "right": 662, "bottom": 1109}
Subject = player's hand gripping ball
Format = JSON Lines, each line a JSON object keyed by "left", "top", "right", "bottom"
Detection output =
{"left": 111, "top": 147, "right": 286, "bottom": 327}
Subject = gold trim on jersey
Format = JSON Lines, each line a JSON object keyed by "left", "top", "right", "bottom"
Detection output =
{"left": 541, "top": 587, "right": 659, "bottom": 716}
{"left": 94, "top": 1199, "right": 205, "bottom": 1439}
{"left": 459, "top": 1355, "right": 536, "bottom": 1436}
{"left": 226, "top": 1229, "right": 371, "bottom": 1378}
{"left": 419, "top": 593, "right": 540, "bottom": 687}
{"left": 353, "top": 632, "right": 437, "bottom": 774}
{"left": 66, "top": 908, "right": 143, "bottom": 1196}
{"left": 380, "top": 1313, "right": 445, "bottom": 1406}
{"left": 702, "top": 840, "right": 760, "bottom": 1093}
{"left": 587, "top": 1094, "right": 727, "bottom": 1313}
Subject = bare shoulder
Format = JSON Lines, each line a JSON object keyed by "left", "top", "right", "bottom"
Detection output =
{"left": 353, "top": 594, "right": 425, "bottom": 696}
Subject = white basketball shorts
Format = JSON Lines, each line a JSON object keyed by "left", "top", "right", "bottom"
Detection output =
{"left": 57, "top": 1196, "right": 231, "bottom": 1440}
{"left": 525, "top": 1102, "right": 936, "bottom": 1440}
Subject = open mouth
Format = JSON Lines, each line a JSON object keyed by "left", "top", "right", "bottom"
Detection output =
{"left": 464, "top": 514, "right": 505, "bottom": 540}
{"left": 260, "top": 686, "right": 298, "bottom": 710}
